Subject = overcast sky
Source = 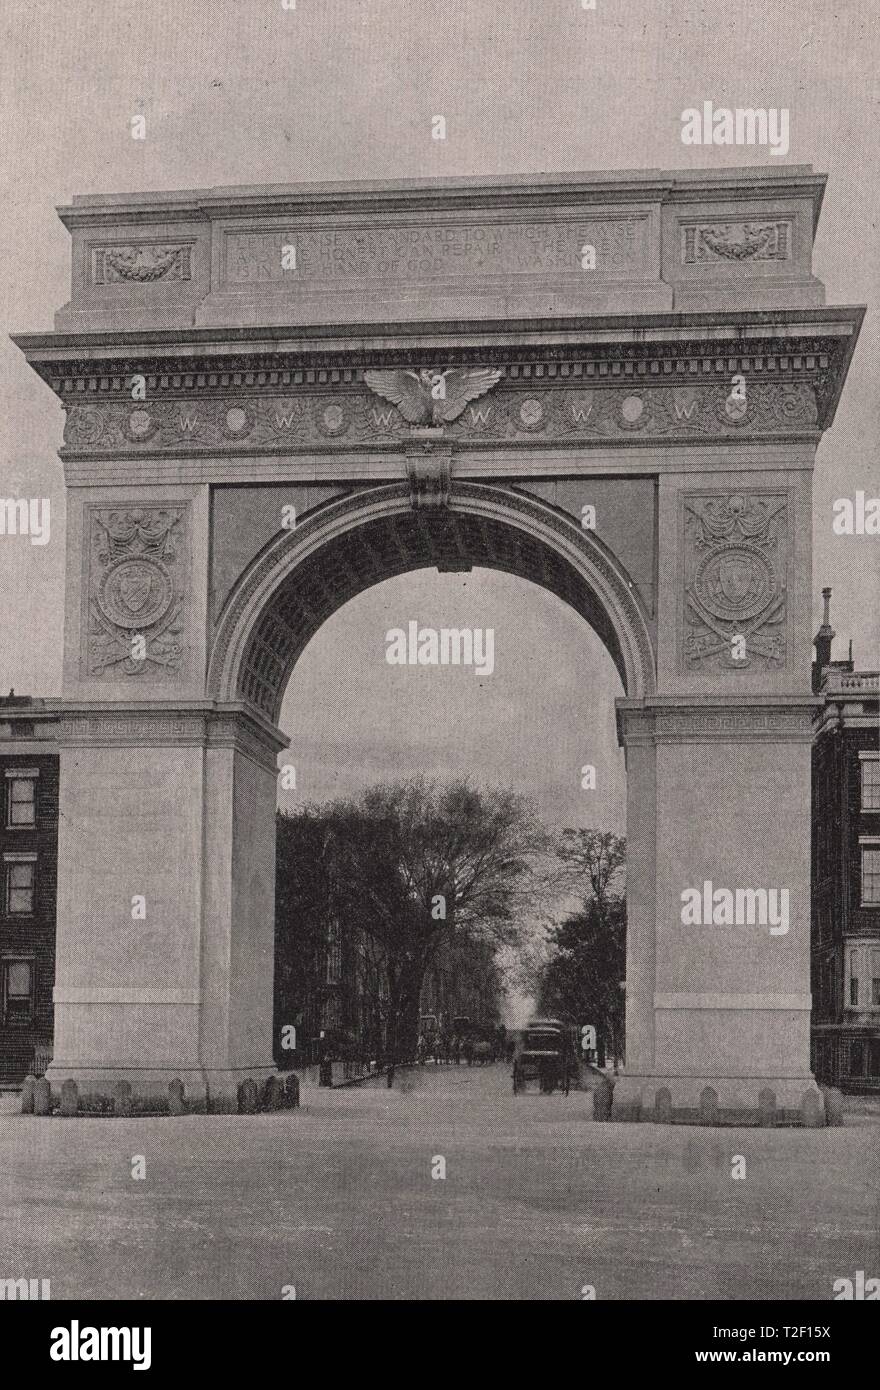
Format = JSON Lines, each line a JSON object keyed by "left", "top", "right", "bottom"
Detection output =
{"left": 1, "top": 0, "right": 878, "bottom": 844}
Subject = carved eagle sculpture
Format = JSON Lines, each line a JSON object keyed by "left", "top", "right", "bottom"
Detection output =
{"left": 363, "top": 367, "right": 502, "bottom": 426}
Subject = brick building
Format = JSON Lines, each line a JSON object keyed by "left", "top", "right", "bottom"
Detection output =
{"left": 811, "top": 592, "right": 880, "bottom": 1093}
{"left": 419, "top": 933, "right": 504, "bottom": 1037}
{"left": 275, "top": 913, "right": 387, "bottom": 1065}
{"left": 0, "top": 695, "right": 60, "bottom": 1084}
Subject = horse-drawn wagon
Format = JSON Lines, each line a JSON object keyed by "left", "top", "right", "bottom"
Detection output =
{"left": 511, "top": 1018, "right": 576, "bottom": 1095}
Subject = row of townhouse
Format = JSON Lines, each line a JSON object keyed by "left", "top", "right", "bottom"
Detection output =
{"left": 0, "top": 694, "right": 58, "bottom": 1084}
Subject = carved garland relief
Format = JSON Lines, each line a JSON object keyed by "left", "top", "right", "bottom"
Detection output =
{"left": 91, "top": 244, "right": 193, "bottom": 284}
{"left": 86, "top": 506, "right": 187, "bottom": 679}
{"left": 680, "top": 221, "right": 792, "bottom": 264}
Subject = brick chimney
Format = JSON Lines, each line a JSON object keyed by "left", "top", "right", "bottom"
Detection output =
{"left": 806, "top": 589, "right": 834, "bottom": 692}
{"left": 812, "top": 588, "right": 835, "bottom": 691}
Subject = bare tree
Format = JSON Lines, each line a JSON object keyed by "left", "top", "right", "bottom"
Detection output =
{"left": 557, "top": 828, "right": 627, "bottom": 908}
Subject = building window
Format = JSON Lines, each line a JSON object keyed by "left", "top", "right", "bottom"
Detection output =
{"left": 1, "top": 957, "right": 34, "bottom": 1025}
{"left": 861, "top": 846, "right": 880, "bottom": 906}
{"left": 849, "top": 948, "right": 859, "bottom": 1006}
{"left": 6, "top": 774, "right": 37, "bottom": 827}
{"left": 818, "top": 958, "right": 828, "bottom": 1013}
{"left": 5, "top": 858, "right": 36, "bottom": 916}
{"left": 850, "top": 1040, "right": 865, "bottom": 1076}
{"left": 870, "top": 1039, "right": 880, "bottom": 1077}
{"left": 845, "top": 942, "right": 880, "bottom": 1010}
{"left": 861, "top": 757, "right": 880, "bottom": 811}
{"left": 326, "top": 921, "right": 342, "bottom": 986}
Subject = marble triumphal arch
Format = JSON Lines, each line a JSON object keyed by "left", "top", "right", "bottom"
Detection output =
{"left": 16, "top": 167, "right": 862, "bottom": 1120}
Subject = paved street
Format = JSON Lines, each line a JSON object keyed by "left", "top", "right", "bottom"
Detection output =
{"left": 1, "top": 1064, "right": 877, "bottom": 1301}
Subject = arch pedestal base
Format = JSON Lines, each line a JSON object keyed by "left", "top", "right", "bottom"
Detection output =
{"left": 41, "top": 1064, "right": 279, "bottom": 1113}
{"left": 609, "top": 1074, "right": 826, "bottom": 1126}
{"left": 615, "top": 696, "right": 822, "bottom": 1125}
{"left": 47, "top": 703, "right": 288, "bottom": 1112}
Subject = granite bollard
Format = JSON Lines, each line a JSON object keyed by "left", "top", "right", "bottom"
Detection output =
{"left": 21, "top": 1074, "right": 36, "bottom": 1115}
{"left": 113, "top": 1080, "right": 133, "bottom": 1117}
{"left": 238, "top": 1079, "right": 258, "bottom": 1114}
{"left": 60, "top": 1079, "right": 78, "bottom": 1117}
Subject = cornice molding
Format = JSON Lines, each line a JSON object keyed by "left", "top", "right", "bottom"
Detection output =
{"left": 56, "top": 700, "right": 288, "bottom": 769}
{"left": 16, "top": 311, "right": 860, "bottom": 445}
{"left": 616, "top": 695, "right": 821, "bottom": 746}
{"left": 55, "top": 165, "right": 828, "bottom": 229}
{"left": 48, "top": 339, "right": 839, "bottom": 394}
{"left": 13, "top": 307, "right": 861, "bottom": 364}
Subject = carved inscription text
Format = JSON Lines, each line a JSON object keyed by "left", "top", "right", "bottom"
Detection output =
{"left": 225, "top": 218, "right": 648, "bottom": 283}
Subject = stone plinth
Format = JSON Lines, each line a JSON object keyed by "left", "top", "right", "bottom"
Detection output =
{"left": 616, "top": 696, "right": 822, "bottom": 1123}
{"left": 45, "top": 703, "right": 286, "bottom": 1110}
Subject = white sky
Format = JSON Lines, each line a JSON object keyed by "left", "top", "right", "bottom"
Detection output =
{"left": 1, "top": 0, "right": 878, "bottom": 840}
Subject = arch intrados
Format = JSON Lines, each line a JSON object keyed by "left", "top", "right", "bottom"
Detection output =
{"left": 207, "top": 483, "right": 656, "bottom": 723}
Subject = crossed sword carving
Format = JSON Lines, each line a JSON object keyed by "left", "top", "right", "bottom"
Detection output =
{"left": 686, "top": 587, "right": 785, "bottom": 662}
{"left": 91, "top": 598, "right": 184, "bottom": 672}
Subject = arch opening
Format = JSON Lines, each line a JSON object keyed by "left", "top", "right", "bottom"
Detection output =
{"left": 209, "top": 483, "right": 656, "bottom": 724}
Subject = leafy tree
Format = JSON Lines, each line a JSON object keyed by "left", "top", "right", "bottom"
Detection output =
{"left": 275, "top": 778, "right": 548, "bottom": 1079}
{"left": 522, "top": 829, "right": 627, "bottom": 1066}
{"left": 537, "top": 895, "right": 626, "bottom": 1067}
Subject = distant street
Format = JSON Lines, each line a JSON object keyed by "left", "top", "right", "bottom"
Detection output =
{"left": 1, "top": 1065, "right": 877, "bottom": 1301}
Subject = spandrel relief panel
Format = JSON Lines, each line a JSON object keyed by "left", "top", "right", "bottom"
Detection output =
{"left": 680, "top": 489, "right": 789, "bottom": 674}
{"left": 83, "top": 504, "right": 189, "bottom": 681}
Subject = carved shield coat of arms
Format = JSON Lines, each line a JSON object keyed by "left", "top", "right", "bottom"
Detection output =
{"left": 119, "top": 565, "right": 154, "bottom": 614}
